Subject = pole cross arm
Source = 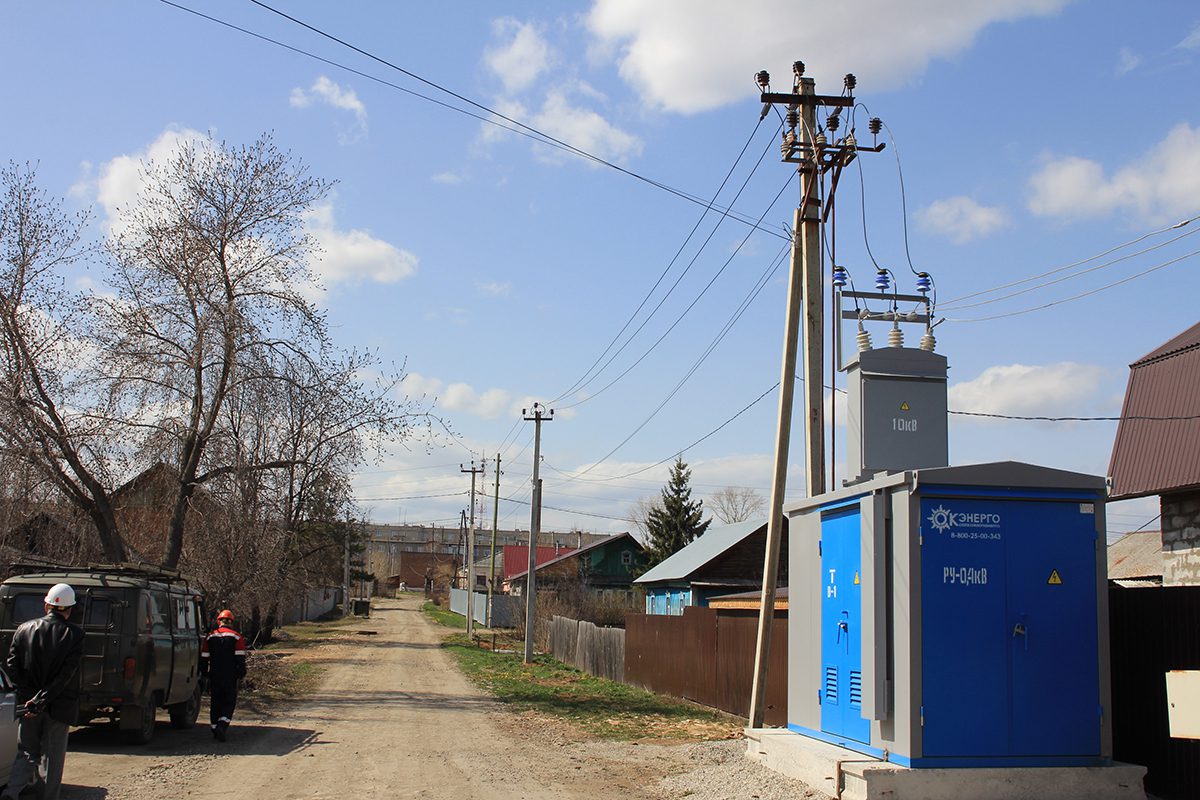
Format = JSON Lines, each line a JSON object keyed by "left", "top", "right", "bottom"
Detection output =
{"left": 760, "top": 92, "right": 854, "bottom": 107}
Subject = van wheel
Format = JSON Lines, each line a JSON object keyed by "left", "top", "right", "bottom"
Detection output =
{"left": 169, "top": 684, "right": 202, "bottom": 729}
{"left": 123, "top": 704, "right": 157, "bottom": 745}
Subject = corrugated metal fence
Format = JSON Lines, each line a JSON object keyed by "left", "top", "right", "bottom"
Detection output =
{"left": 550, "top": 615, "right": 625, "bottom": 682}
{"left": 1109, "top": 584, "right": 1200, "bottom": 800}
{"left": 625, "top": 606, "right": 787, "bottom": 726}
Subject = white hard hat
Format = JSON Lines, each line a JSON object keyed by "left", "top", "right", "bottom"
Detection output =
{"left": 44, "top": 583, "right": 76, "bottom": 608}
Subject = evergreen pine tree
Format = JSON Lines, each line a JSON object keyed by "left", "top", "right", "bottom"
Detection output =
{"left": 644, "top": 457, "right": 711, "bottom": 566}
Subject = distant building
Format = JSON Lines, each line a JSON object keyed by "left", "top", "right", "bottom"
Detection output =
{"left": 634, "top": 518, "right": 787, "bottom": 615}
{"left": 506, "top": 532, "right": 645, "bottom": 597}
{"left": 1109, "top": 321, "right": 1200, "bottom": 585}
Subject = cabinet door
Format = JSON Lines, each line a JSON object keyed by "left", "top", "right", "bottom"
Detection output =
{"left": 920, "top": 497, "right": 1009, "bottom": 756}
{"left": 820, "top": 507, "right": 870, "bottom": 745}
{"left": 1005, "top": 500, "right": 1100, "bottom": 755}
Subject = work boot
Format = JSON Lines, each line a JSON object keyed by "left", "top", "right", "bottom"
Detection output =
{"left": 216, "top": 720, "right": 228, "bottom": 741}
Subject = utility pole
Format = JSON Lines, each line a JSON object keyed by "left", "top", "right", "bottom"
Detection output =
{"left": 522, "top": 403, "right": 553, "bottom": 663}
{"left": 342, "top": 526, "right": 351, "bottom": 617}
{"left": 487, "top": 453, "right": 501, "bottom": 628}
{"left": 461, "top": 459, "right": 484, "bottom": 639}
{"left": 748, "top": 63, "right": 881, "bottom": 728}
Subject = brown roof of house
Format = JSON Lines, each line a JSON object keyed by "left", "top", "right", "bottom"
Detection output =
{"left": 1106, "top": 530, "right": 1163, "bottom": 581}
{"left": 1108, "top": 323, "right": 1200, "bottom": 500}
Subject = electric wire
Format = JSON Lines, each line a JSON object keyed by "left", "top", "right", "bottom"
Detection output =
{"left": 555, "top": 124, "right": 785, "bottom": 407}
{"left": 942, "top": 248, "right": 1199, "bottom": 322}
{"left": 549, "top": 117, "right": 772, "bottom": 405}
{"left": 559, "top": 170, "right": 798, "bottom": 414}
{"left": 213, "top": 0, "right": 787, "bottom": 238}
{"left": 941, "top": 213, "right": 1200, "bottom": 306}
{"left": 939, "top": 224, "right": 1200, "bottom": 312}
{"left": 881, "top": 121, "right": 920, "bottom": 276}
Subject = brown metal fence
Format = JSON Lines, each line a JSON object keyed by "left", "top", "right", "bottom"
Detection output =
{"left": 1109, "top": 584, "right": 1200, "bottom": 800}
{"left": 550, "top": 615, "right": 625, "bottom": 682}
{"left": 625, "top": 606, "right": 788, "bottom": 726}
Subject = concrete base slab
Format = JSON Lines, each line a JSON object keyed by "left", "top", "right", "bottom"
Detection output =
{"left": 744, "top": 728, "right": 1147, "bottom": 800}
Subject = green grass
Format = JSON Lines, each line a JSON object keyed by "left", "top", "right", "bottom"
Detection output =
{"left": 441, "top": 632, "right": 737, "bottom": 741}
{"left": 422, "top": 601, "right": 467, "bottom": 629}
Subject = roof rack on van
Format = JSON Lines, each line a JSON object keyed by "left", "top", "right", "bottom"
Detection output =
{"left": 7, "top": 556, "right": 76, "bottom": 575}
{"left": 86, "top": 562, "right": 191, "bottom": 584}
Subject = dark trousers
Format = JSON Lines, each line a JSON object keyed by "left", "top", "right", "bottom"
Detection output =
{"left": 3, "top": 712, "right": 69, "bottom": 800}
{"left": 209, "top": 677, "right": 238, "bottom": 728}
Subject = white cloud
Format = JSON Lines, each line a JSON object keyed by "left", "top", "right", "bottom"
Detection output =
{"left": 1177, "top": 24, "right": 1200, "bottom": 50}
{"left": 444, "top": 383, "right": 512, "bottom": 419}
{"left": 918, "top": 196, "right": 1009, "bottom": 244}
{"left": 475, "top": 280, "right": 511, "bottom": 296}
{"left": 587, "top": 0, "right": 1071, "bottom": 113}
{"left": 526, "top": 87, "right": 643, "bottom": 164}
{"left": 432, "top": 171, "right": 465, "bottom": 185}
{"left": 1027, "top": 123, "right": 1200, "bottom": 224}
{"left": 485, "top": 19, "right": 551, "bottom": 93}
{"left": 304, "top": 203, "right": 418, "bottom": 286}
{"left": 948, "top": 362, "right": 1109, "bottom": 419}
{"left": 95, "top": 127, "right": 209, "bottom": 231}
{"left": 399, "top": 371, "right": 443, "bottom": 400}
{"left": 1116, "top": 47, "right": 1141, "bottom": 75}
{"left": 290, "top": 76, "right": 367, "bottom": 144}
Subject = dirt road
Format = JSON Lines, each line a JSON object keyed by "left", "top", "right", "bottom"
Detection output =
{"left": 60, "top": 594, "right": 815, "bottom": 800}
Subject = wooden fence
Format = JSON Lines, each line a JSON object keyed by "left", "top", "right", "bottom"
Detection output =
{"left": 550, "top": 615, "right": 625, "bottom": 682}
{"left": 625, "top": 606, "right": 787, "bottom": 726}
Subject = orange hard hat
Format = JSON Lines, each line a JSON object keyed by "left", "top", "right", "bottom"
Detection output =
{"left": 217, "top": 609, "right": 235, "bottom": 622}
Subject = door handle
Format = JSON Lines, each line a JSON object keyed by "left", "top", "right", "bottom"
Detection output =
{"left": 1012, "top": 613, "right": 1029, "bottom": 651}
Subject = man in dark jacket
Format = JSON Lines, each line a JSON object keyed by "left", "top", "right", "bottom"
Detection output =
{"left": 1, "top": 583, "right": 84, "bottom": 800}
{"left": 200, "top": 609, "right": 246, "bottom": 742}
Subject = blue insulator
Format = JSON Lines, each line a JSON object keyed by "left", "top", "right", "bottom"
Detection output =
{"left": 875, "top": 269, "right": 890, "bottom": 292}
{"left": 915, "top": 273, "right": 931, "bottom": 293}
{"left": 832, "top": 267, "right": 848, "bottom": 288}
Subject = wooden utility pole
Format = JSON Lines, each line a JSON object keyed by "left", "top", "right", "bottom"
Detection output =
{"left": 748, "top": 63, "right": 878, "bottom": 728}
{"left": 461, "top": 459, "right": 484, "bottom": 638}
{"left": 522, "top": 403, "right": 552, "bottom": 663}
{"left": 487, "top": 453, "right": 501, "bottom": 627}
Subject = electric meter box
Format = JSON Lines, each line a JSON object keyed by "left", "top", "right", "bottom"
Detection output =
{"left": 784, "top": 462, "right": 1112, "bottom": 767}
{"left": 846, "top": 348, "right": 948, "bottom": 484}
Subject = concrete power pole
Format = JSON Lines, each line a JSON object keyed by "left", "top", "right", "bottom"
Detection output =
{"left": 487, "top": 453, "right": 501, "bottom": 628}
{"left": 461, "top": 459, "right": 484, "bottom": 638}
{"left": 522, "top": 403, "right": 553, "bottom": 663}
{"left": 748, "top": 63, "right": 877, "bottom": 728}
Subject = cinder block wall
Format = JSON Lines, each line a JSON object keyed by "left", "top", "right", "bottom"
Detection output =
{"left": 1163, "top": 489, "right": 1200, "bottom": 586}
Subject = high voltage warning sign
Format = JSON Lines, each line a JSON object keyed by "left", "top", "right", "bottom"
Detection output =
{"left": 1047, "top": 569, "right": 1063, "bottom": 585}
{"left": 900, "top": 402, "right": 910, "bottom": 411}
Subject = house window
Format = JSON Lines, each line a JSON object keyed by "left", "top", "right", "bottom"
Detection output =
{"left": 621, "top": 550, "right": 633, "bottom": 566}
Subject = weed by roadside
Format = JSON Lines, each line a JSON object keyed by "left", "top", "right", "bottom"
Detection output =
{"left": 440, "top": 632, "right": 740, "bottom": 742}
{"left": 422, "top": 600, "right": 466, "bottom": 629}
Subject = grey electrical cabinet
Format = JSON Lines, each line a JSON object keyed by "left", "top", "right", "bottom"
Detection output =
{"left": 846, "top": 347, "right": 947, "bottom": 484}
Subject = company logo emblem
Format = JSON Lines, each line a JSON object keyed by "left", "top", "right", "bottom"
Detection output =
{"left": 927, "top": 505, "right": 954, "bottom": 534}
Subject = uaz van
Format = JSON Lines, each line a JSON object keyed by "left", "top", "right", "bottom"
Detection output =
{"left": 0, "top": 565, "right": 206, "bottom": 744}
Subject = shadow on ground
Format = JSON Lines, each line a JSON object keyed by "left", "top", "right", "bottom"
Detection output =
{"left": 68, "top": 722, "right": 321, "bottom": 757}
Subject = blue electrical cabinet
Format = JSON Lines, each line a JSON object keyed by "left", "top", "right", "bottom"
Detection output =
{"left": 786, "top": 463, "right": 1112, "bottom": 768}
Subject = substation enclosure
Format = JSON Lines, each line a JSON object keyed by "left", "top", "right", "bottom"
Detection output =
{"left": 784, "top": 463, "right": 1112, "bottom": 767}
{"left": 845, "top": 347, "right": 948, "bottom": 484}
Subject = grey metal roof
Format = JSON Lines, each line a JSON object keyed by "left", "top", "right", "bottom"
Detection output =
{"left": 1107, "top": 530, "right": 1164, "bottom": 581}
{"left": 1109, "top": 322, "right": 1200, "bottom": 500}
{"left": 634, "top": 518, "right": 767, "bottom": 584}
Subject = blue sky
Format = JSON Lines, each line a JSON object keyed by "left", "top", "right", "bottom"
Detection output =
{"left": 3, "top": 1, "right": 1197, "bottom": 540}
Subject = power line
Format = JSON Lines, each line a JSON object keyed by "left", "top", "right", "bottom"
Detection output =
{"left": 190, "top": 0, "right": 786, "bottom": 238}
{"left": 940, "top": 213, "right": 1200, "bottom": 307}
{"left": 561, "top": 170, "right": 798, "bottom": 414}
{"left": 949, "top": 411, "right": 1200, "bottom": 422}
{"left": 354, "top": 490, "right": 468, "bottom": 502}
{"left": 551, "top": 118, "right": 779, "bottom": 404}
{"left": 498, "top": 494, "right": 630, "bottom": 522}
{"left": 942, "top": 248, "right": 1199, "bottom": 323}
{"left": 939, "top": 223, "right": 1200, "bottom": 312}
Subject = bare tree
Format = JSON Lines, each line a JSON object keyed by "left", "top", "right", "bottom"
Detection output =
{"left": 709, "top": 485, "right": 766, "bottom": 524}
{"left": 0, "top": 163, "right": 128, "bottom": 561}
{"left": 97, "top": 134, "right": 351, "bottom": 569}
{"left": 627, "top": 495, "right": 662, "bottom": 542}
